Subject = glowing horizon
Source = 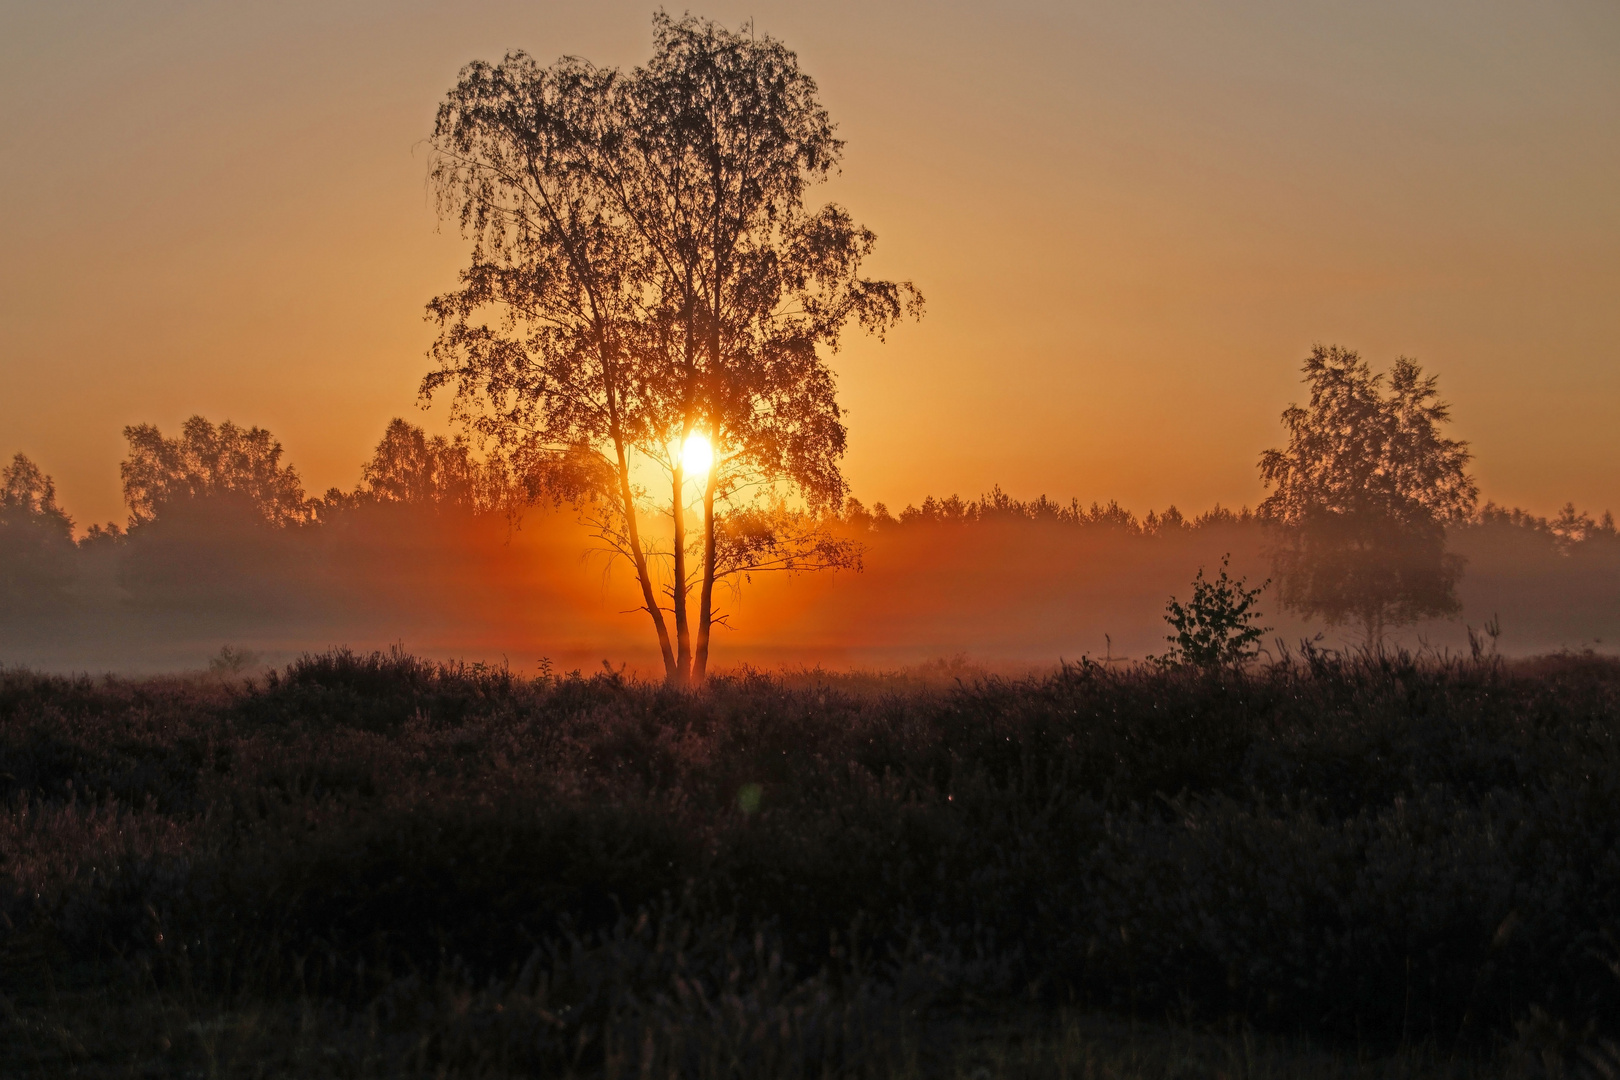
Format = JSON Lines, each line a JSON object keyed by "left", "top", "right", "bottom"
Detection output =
{"left": 4, "top": 1, "right": 1617, "bottom": 531}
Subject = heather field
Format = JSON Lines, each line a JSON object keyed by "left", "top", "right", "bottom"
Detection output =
{"left": 4, "top": 648, "right": 1620, "bottom": 1077}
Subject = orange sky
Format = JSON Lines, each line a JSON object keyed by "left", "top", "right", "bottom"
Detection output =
{"left": 3, "top": 0, "right": 1617, "bottom": 530}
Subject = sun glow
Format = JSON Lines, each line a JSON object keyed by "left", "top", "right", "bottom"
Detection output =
{"left": 678, "top": 431, "right": 714, "bottom": 478}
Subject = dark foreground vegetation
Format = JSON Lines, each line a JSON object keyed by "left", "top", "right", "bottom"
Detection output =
{"left": 4, "top": 649, "right": 1620, "bottom": 1077}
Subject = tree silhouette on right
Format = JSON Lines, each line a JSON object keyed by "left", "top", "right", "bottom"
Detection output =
{"left": 1258, "top": 345, "right": 1477, "bottom": 644}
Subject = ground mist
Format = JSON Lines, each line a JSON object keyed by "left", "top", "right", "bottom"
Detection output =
{"left": 3, "top": 648, "right": 1619, "bottom": 1077}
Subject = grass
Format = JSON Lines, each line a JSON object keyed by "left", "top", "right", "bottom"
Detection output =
{"left": 3, "top": 646, "right": 1619, "bottom": 1077}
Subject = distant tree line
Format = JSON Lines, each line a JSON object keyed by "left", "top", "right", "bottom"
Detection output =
{"left": 841, "top": 490, "right": 1255, "bottom": 533}
{"left": 3, "top": 402, "right": 1615, "bottom": 630}
{"left": 844, "top": 489, "right": 1614, "bottom": 547}
{"left": 0, "top": 416, "right": 524, "bottom": 618}
{"left": 114, "top": 415, "right": 516, "bottom": 530}
{"left": 4, "top": 341, "right": 1617, "bottom": 660}
{"left": 853, "top": 346, "right": 1615, "bottom": 649}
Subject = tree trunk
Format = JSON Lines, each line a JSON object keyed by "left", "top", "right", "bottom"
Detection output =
{"left": 693, "top": 244, "right": 725, "bottom": 684}
{"left": 692, "top": 462, "right": 719, "bottom": 683}
{"left": 613, "top": 437, "right": 676, "bottom": 679}
{"left": 669, "top": 421, "right": 693, "bottom": 686}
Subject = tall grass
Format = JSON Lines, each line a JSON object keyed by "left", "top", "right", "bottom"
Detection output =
{"left": 3, "top": 647, "right": 1619, "bottom": 1076}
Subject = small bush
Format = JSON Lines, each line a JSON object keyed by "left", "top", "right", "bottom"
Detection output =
{"left": 1157, "top": 554, "right": 1270, "bottom": 667}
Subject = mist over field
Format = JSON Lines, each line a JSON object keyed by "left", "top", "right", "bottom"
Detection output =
{"left": 3, "top": 488, "right": 1614, "bottom": 676}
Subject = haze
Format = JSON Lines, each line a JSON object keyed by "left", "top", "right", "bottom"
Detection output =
{"left": 4, "top": 0, "right": 1619, "bottom": 530}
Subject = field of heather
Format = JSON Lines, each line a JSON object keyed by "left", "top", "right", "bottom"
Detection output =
{"left": 4, "top": 648, "right": 1620, "bottom": 1077}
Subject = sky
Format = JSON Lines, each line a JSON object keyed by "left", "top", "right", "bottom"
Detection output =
{"left": 3, "top": 0, "right": 1618, "bottom": 531}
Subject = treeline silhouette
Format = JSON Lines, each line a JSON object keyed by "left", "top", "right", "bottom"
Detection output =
{"left": 2, "top": 416, "right": 1618, "bottom": 671}
{"left": 844, "top": 490, "right": 1254, "bottom": 532}
{"left": 2, "top": 419, "right": 537, "bottom": 663}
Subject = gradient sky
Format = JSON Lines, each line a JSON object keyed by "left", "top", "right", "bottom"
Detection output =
{"left": 3, "top": 0, "right": 1617, "bottom": 530}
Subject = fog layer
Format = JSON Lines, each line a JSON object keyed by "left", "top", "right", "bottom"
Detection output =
{"left": 4, "top": 497, "right": 1613, "bottom": 675}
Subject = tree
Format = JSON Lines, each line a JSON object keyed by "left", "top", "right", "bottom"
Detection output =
{"left": 425, "top": 44, "right": 681, "bottom": 675}
{"left": 121, "top": 416, "right": 309, "bottom": 528}
{"left": 1258, "top": 345, "right": 1477, "bottom": 643}
{"left": 1157, "top": 555, "right": 1269, "bottom": 668}
{"left": 424, "top": 14, "right": 920, "bottom": 684}
{"left": 117, "top": 418, "right": 311, "bottom": 612}
{"left": 357, "top": 418, "right": 507, "bottom": 511}
{"left": 612, "top": 15, "right": 922, "bottom": 683}
{"left": 0, "top": 452, "right": 77, "bottom": 613}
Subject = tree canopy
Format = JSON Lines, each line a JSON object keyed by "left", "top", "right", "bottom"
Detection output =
{"left": 1, "top": 453, "right": 77, "bottom": 611}
{"left": 121, "top": 417, "right": 309, "bottom": 528}
{"left": 357, "top": 418, "right": 507, "bottom": 512}
{"left": 1258, "top": 346, "right": 1477, "bottom": 641}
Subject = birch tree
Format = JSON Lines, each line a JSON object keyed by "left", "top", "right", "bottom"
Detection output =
{"left": 424, "top": 15, "right": 920, "bottom": 683}
{"left": 1258, "top": 346, "right": 1477, "bottom": 643}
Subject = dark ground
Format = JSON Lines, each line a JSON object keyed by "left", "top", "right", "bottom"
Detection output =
{"left": 3, "top": 647, "right": 1620, "bottom": 1078}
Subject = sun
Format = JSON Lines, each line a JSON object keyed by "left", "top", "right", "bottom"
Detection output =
{"left": 679, "top": 431, "right": 714, "bottom": 478}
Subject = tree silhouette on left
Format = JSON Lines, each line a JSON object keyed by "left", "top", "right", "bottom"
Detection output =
{"left": 116, "top": 418, "right": 311, "bottom": 610}
{"left": 0, "top": 453, "right": 76, "bottom": 612}
{"left": 121, "top": 416, "right": 309, "bottom": 528}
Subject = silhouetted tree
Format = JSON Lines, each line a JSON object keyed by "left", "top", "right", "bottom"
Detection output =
{"left": 358, "top": 419, "right": 507, "bottom": 511}
{"left": 121, "top": 416, "right": 309, "bottom": 528}
{"left": 426, "top": 42, "right": 680, "bottom": 673}
{"left": 1548, "top": 502, "right": 1618, "bottom": 548}
{"left": 117, "top": 418, "right": 310, "bottom": 611}
{"left": 1258, "top": 346, "right": 1477, "bottom": 643}
{"left": 425, "top": 14, "right": 919, "bottom": 684}
{"left": 0, "top": 453, "right": 77, "bottom": 613}
{"left": 616, "top": 14, "right": 922, "bottom": 681}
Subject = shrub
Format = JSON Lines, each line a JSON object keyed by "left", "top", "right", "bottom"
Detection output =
{"left": 1157, "top": 554, "right": 1270, "bottom": 667}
